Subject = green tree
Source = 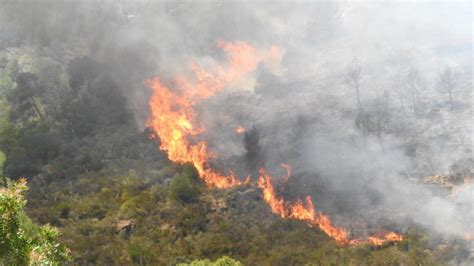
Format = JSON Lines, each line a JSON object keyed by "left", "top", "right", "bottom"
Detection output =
{"left": 170, "top": 164, "right": 200, "bottom": 203}
{"left": 0, "top": 151, "right": 5, "bottom": 185}
{"left": 7, "top": 72, "right": 48, "bottom": 125}
{"left": 0, "top": 178, "right": 69, "bottom": 265}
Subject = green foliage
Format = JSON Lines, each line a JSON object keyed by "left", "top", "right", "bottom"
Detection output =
{"left": 63, "top": 57, "right": 132, "bottom": 138}
{"left": 0, "top": 179, "right": 29, "bottom": 265}
{"left": 0, "top": 68, "right": 14, "bottom": 95}
{"left": 170, "top": 165, "right": 200, "bottom": 203}
{"left": 0, "top": 152, "right": 4, "bottom": 180}
{"left": 179, "top": 256, "right": 242, "bottom": 266}
{"left": 24, "top": 161, "right": 465, "bottom": 265}
{"left": 0, "top": 53, "right": 142, "bottom": 179}
{"left": 0, "top": 53, "right": 20, "bottom": 95}
{"left": 0, "top": 98, "right": 9, "bottom": 134}
{"left": 0, "top": 178, "right": 69, "bottom": 265}
{"left": 7, "top": 72, "right": 47, "bottom": 124}
{"left": 128, "top": 236, "right": 157, "bottom": 264}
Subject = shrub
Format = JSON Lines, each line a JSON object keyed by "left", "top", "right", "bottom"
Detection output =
{"left": 0, "top": 178, "right": 69, "bottom": 264}
{"left": 179, "top": 256, "right": 242, "bottom": 266}
{"left": 169, "top": 165, "right": 200, "bottom": 203}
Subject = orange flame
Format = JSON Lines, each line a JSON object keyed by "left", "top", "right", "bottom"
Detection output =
{"left": 257, "top": 167, "right": 403, "bottom": 245}
{"left": 463, "top": 233, "right": 474, "bottom": 241}
{"left": 147, "top": 41, "right": 282, "bottom": 188}
{"left": 147, "top": 40, "right": 403, "bottom": 245}
{"left": 236, "top": 125, "right": 246, "bottom": 134}
{"left": 258, "top": 167, "right": 350, "bottom": 243}
{"left": 367, "top": 231, "right": 404, "bottom": 245}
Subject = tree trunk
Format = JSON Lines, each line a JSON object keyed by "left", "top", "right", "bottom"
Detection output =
{"left": 30, "top": 97, "right": 46, "bottom": 124}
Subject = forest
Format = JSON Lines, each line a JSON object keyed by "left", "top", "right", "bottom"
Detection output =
{"left": 0, "top": 1, "right": 472, "bottom": 265}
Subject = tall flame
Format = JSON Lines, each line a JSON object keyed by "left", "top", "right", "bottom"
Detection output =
{"left": 147, "top": 40, "right": 403, "bottom": 245}
{"left": 147, "top": 41, "right": 281, "bottom": 188}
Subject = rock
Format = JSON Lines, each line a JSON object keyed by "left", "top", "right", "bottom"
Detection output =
{"left": 116, "top": 219, "right": 135, "bottom": 238}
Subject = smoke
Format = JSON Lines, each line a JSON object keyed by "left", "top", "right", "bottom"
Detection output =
{"left": 1, "top": 0, "right": 472, "bottom": 239}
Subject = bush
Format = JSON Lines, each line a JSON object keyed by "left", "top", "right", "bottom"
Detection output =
{"left": 0, "top": 178, "right": 69, "bottom": 264}
{"left": 169, "top": 165, "right": 200, "bottom": 203}
{"left": 0, "top": 151, "right": 5, "bottom": 185}
{"left": 179, "top": 256, "right": 242, "bottom": 266}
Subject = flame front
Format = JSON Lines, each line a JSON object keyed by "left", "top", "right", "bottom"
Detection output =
{"left": 258, "top": 168, "right": 350, "bottom": 243}
{"left": 147, "top": 40, "right": 403, "bottom": 245}
{"left": 258, "top": 167, "right": 403, "bottom": 245}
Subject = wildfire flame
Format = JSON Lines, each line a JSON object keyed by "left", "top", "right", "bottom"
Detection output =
{"left": 367, "top": 231, "right": 404, "bottom": 245}
{"left": 258, "top": 167, "right": 403, "bottom": 245}
{"left": 147, "top": 41, "right": 281, "bottom": 188}
{"left": 147, "top": 40, "right": 403, "bottom": 245}
{"left": 257, "top": 168, "right": 349, "bottom": 243}
{"left": 463, "top": 233, "right": 474, "bottom": 241}
{"left": 235, "top": 125, "right": 246, "bottom": 134}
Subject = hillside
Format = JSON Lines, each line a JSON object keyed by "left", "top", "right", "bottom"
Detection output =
{"left": 0, "top": 50, "right": 466, "bottom": 264}
{"left": 0, "top": 1, "right": 473, "bottom": 265}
